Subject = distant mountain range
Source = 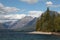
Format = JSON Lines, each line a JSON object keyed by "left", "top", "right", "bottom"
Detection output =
{"left": 0, "top": 10, "right": 60, "bottom": 32}
{"left": 0, "top": 16, "right": 37, "bottom": 31}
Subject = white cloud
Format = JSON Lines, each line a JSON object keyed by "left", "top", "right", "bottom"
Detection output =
{"left": 0, "top": 14, "right": 26, "bottom": 19}
{"left": 0, "top": 3, "right": 20, "bottom": 14}
{"left": 0, "top": 14, "right": 26, "bottom": 23}
{"left": 46, "top": 1, "right": 60, "bottom": 8}
{"left": 0, "top": 11, "right": 43, "bottom": 20}
{"left": 8, "top": 14, "right": 26, "bottom": 19}
{"left": 28, "top": 11, "right": 43, "bottom": 17}
{"left": 20, "top": 0, "right": 38, "bottom": 4}
{"left": 46, "top": 1, "right": 53, "bottom": 7}
{"left": 4, "top": 7, "right": 20, "bottom": 13}
{"left": 0, "top": 10, "right": 43, "bottom": 23}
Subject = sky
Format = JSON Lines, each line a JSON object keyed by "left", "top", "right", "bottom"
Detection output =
{"left": 0, "top": 0, "right": 60, "bottom": 22}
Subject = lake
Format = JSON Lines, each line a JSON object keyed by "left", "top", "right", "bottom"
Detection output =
{"left": 0, "top": 31, "right": 60, "bottom": 40}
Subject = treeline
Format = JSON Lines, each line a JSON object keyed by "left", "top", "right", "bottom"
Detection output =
{"left": 36, "top": 7, "right": 60, "bottom": 32}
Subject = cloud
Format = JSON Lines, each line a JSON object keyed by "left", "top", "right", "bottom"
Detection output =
{"left": 0, "top": 3, "right": 20, "bottom": 14}
{"left": 8, "top": 14, "right": 26, "bottom": 19}
{"left": 0, "top": 13, "right": 26, "bottom": 23}
{"left": 20, "top": 0, "right": 47, "bottom": 4}
{"left": 28, "top": 11, "right": 43, "bottom": 17}
{"left": 0, "top": 10, "right": 43, "bottom": 23}
{"left": 20, "top": 0, "right": 38, "bottom": 4}
{"left": 0, "top": 14, "right": 26, "bottom": 20}
{"left": 0, "top": 11, "right": 43, "bottom": 20}
{"left": 46, "top": 1, "right": 53, "bottom": 7}
{"left": 4, "top": 7, "right": 20, "bottom": 13}
{"left": 46, "top": 1, "right": 60, "bottom": 7}
{"left": 46, "top": 1, "right": 53, "bottom": 5}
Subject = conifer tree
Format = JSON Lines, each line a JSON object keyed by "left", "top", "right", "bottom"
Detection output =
{"left": 44, "top": 7, "right": 52, "bottom": 31}
{"left": 36, "top": 18, "right": 40, "bottom": 31}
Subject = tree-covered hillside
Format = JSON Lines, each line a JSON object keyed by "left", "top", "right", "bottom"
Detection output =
{"left": 36, "top": 7, "right": 60, "bottom": 32}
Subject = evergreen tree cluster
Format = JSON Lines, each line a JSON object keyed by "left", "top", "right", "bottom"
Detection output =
{"left": 36, "top": 7, "right": 60, "bottom": 32}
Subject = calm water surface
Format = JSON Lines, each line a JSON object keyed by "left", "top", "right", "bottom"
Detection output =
{"left": 0, "top": 32, "right": 60, "bottom": 40}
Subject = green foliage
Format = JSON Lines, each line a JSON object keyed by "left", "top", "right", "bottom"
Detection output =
{"left": 36, "top": 7, "right": 60, "bottom": 32}
{"left": 54, "top": 16, "right": 60, "bottom": 32}
{"left": 36, "top": 18, "right": 40, "bottom": 31}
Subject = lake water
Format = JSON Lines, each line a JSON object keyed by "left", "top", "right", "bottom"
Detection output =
{"left": 0, "top": 31, "right": 60, "bottom": 40}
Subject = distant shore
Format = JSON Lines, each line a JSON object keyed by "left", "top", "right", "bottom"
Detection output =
{"left": 27, "top": 31, "right": 60, "bottom": 35}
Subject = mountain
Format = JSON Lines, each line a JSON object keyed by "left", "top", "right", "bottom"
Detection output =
{"left": 3, "top": 20, "right": 18, "bottom": 29}
{"left": 0, "top": 16, "right": 37, "bottom": 32}
{"left": 10, "top": 16, "right": 34, "bottom": 30}
{"left": 17, "top": 17, "right": 37, "bottom": 31}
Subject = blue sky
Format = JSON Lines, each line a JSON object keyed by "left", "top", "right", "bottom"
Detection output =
{"left": 0, "top": 0, "right": 60, "bottom": 11}
{"left": 0, "top": 0, "right": 60, "bottom": 21}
